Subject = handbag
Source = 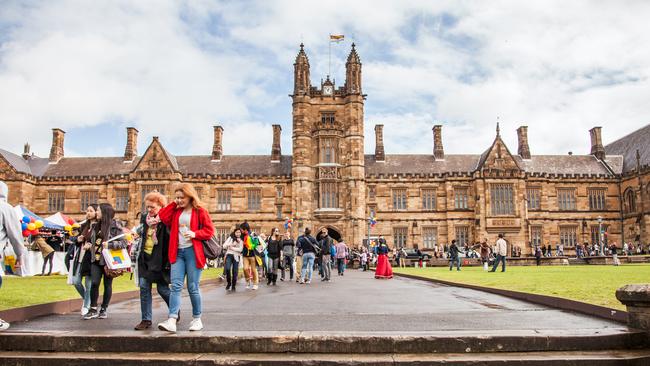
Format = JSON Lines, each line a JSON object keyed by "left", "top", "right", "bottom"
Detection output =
{"left": 103, "top": 265, "right": 125, "bottom": 278}
{"left": 199, "top": 218, "right": 222, "bottom": 260}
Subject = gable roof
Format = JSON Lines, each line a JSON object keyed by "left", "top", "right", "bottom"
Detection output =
{"left": 604, "top": 123, "right": 650, "bottom": 173}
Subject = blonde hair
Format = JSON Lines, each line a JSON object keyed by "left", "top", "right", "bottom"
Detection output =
{"left": 144, "top": 191, "right": 168, "bottom": 208}
{"left": 174, "top": 183, "right": 203, "bottom": 209}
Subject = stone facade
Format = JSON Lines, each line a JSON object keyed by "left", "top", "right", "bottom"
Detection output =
{"left": 0, "top": 43, "right": 649, "bottom": 255}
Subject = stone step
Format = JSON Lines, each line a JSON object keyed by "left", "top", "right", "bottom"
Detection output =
{"left": 0, "top": 330, "right": 647, "bottom": 354}
{"left": 1, "top": 350, "right": 650, "bottom": 366}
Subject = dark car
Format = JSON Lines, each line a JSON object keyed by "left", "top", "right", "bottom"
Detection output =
{"left": 401, "top": 249, "right": 431, "bottom": 261}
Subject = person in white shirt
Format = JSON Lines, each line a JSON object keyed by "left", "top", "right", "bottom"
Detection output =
{"left": 489, "top": 233, "right": 508, "bottom": 272}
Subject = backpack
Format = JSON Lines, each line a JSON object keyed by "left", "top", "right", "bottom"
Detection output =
{"left": 330, "top": 243, "right": 337, "bottom": 257}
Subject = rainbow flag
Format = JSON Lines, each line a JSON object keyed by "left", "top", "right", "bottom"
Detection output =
{"left": 330, "top": 34, "right": 344, "bottom": 42}
{"left": 245, "top": 235, "right": 257, "bottom": 251}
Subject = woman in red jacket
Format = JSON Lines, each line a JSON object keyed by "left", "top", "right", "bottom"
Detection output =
{"left": 156, "top": 183, "right": 214, "bottom": 333}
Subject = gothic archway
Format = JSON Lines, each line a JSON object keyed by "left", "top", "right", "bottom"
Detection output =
{"left": 316, "top": 226, "right": 342, "bottom": 242}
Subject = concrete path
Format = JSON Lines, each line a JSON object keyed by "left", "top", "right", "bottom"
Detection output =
{"left": 9, "top": 269, "right": 626, "bottom": 334}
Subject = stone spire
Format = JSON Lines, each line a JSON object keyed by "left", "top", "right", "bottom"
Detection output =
{"left": 293, "top": 43, "right": 310, "bottom": 95}
{"left": 345, "top": 43, "right": 362, "bottom": 95}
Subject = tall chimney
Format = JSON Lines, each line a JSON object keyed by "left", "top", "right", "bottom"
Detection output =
{"left": 517, "top": 126, "right": 531, "bottom": 159}
{"left": 212, "top": 125, "right": 223, "bottom": 161}
{"left": 271, "top": 124, "right": 282, "bottom": 162}
{"left": 433, "top": 125, "right": 444, "bottom": 160}
{"left": 22, "top": 142, "right": 31, "bottom": 160}
{"left": 49, "top": 128, "right": 65, "bottom": 163}
{"left": 589, "top": 126, "right": 605, "bottom": 160}
{"left": 374, "top": 124, "right": 385, "bottom": 162}
{"left": 124, "top": 127, "right": 138, "bottom": 162}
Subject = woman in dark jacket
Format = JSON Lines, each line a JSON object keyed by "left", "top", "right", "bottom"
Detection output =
{"left": 72, "top": 204, "right": 98, "bottom": 317}
{"left": 134, "top": 191, "right": 172, "bottom": 330}
{"left": 266, "top": 228, "right": 282, "bottom": 286}
{"left": 83, "top": 203, "right": 127, "bottom": 320}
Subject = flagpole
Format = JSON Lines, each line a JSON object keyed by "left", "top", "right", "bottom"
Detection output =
{"left": 328, "top": 35, "right": 331, "bottom": 78}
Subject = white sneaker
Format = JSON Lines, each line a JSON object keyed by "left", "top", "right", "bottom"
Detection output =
{"left": 81, "top": 307, "right": 89, "bottom": 316}
{"left": 0, "top": 319, "right": 10, "bottom": 331}
{"left": 189, "top": 318, "right": 203, "bottom": 331}
{"left": 245, "top": 281, "right": 251, "bottom": 289}
{"left": 157, "top": 318, "right": 177, "bottom": 333}
{"left": 252, "top": 284, "right": 258, "bottom": 290}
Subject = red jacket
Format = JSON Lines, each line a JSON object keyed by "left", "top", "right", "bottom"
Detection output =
{"left": 158, "top": 202, "right": 214, "bottom": 269}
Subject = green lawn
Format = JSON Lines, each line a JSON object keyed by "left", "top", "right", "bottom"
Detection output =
{"left": 394, "top": 264, "right": 650, "bottom": 311}
{"left": 0, "top": 268, "right": 223, "bottom": 311}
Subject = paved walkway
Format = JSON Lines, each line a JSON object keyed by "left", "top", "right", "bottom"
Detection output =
{"left": 9, "top": 270, "right": 627, "bottom": 334}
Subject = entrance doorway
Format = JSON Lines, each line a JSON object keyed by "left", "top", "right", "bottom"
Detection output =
{"left": 316, "top": 227, "right": 342, "bottom": 242}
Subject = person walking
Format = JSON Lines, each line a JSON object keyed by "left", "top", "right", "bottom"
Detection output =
{"left": 298, "top": 228, "right": 319, "bottom": 284}
{"left": 240, "top": 222, "right": 263, "bottom": 290}
{"left": 134, "top": 191, "right": 172, "bottom": 331}
{"left": 222, "top": 228, "right": 244, "bottom": 292}
{"left": 335, "top": 240, "right": 348, "bottom": 276}
{"left": 489, "top": 234, "right": 508, "bottom": 272}
{"left": 360, "top": 247, "right": 369, "bottom": 271}
{"left": 318, "top": 228, "right": 333, "bottom": 282}
{"left": 535, "top": 245, "right": 542, "bottom": 266}
{"left": 374, "top": 238, "right": 393, "bottom": 279}
{"left": 448, "top": 240, "right": 461, "bottom": 271}
{"left": 0, "top": 181, "right": 26, "bottom": 331}
{"left": 280, "top": 231, "right": 295, "bottom": 282}
{"left": 157, "top": 183, "right": 214, "bottom": 333}
{"left": 84, "top": 203, "right": 128, "bottom": 320}
{"left": 610, "top": 243, "right": 621, "bottom": 266}
{"left": 266, "top": 228, "right": 282, "bottom": 285}
{"left": 478, "top": 240, "right": 490, "bottom": 271}
{"left": 33, "top": 234, "right": 55, "bottom": 276}
{"left": 399, "top": 247, "right": 407, "bottom": 268}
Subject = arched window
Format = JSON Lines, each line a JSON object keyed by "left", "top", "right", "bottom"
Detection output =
{"left": 624, "top": 189, "right": 637, "bottom": 214}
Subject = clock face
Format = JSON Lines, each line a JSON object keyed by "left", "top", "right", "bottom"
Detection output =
{"left": 323, "top": 85, "right": 333, "bottom": 95}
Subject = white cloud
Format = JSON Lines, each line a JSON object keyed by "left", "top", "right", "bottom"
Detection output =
{"left": 0, "top": 0, "right": 648, "bottom": 159}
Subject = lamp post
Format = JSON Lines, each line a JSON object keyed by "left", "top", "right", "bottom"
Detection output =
{"left": 598, "top": 216, "right": 603, "bottom": 256}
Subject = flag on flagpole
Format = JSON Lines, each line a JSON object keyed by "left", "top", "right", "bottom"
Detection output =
{"left": 330, "top": 34, "right": 345, "bottom": 42}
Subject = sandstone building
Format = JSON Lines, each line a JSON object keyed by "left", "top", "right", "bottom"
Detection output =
{"left": 1, "top": 44, "right": 648, "bottom": 255}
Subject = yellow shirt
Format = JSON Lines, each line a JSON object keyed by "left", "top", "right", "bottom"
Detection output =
{"left": 143, "top": 227, "right": 155, "bottom": 255}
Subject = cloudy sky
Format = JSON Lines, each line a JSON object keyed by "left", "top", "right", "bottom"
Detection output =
{"left": 0, "top": 0, "right": 648, "bottom": 158}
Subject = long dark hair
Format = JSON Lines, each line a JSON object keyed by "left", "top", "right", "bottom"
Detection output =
{"left": 79, "top": 203, "right": 99, "bottom": 238}
{"left": 95, "top": 203, "right": 116, "bottom": 239}
{"left": 230, "top": 228, "right": 242, "bottom": 241}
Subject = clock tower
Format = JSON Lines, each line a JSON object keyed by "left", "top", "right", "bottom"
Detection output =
{"left": 291, "top": 43, "right": 366, "bottom": 245}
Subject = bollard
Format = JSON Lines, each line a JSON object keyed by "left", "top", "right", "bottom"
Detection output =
{"left": 616, "top": 284, "right": 650, "bottom": 330}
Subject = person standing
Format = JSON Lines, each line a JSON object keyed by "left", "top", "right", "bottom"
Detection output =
{"left": 266, "top": 228, "right": 282, "bottom": 286}
{"left": 33, "top": 234, "right": 55, "bottom": 276}
{"left": 240, "top": 222, "right": 262, "bottom": 290}
{"left": 448, "top": 240, "right": 461, "bottom": 271}
{"left": 478, "top": 240, "right": 490, "bottom": 271}
{"left": 535, "top": 245, "right": 542, "bottom": 266}
{"left": 74, "top": 204, "right": 98, "bottom": 317}
{"left": 318, "top": 228, "right": 333, "bottom": 282}
{"left": 298, "top": 228, "right": 319, "bottom": 284}
{"left": 280, "top": 231, "right": 295, "bottom": 282}
{"left": 399, "top": 247, "right": 407, "bottom": 268}
{"left": 335, "top": 240, "right": 348, "bottom": 276}
{"left": 222, "top": 228, "right": 244, "bottom": 292}
{"left": 374, "top": 238, "right": 393, "bottom": 279}
{"left": 84, "top": 203, "right": 128, "bottom": 320}
{"left": 610, "top": 243, "right": 621, "bottom": 266}
{"left": 489, "top": 234, "right": 508, "bottom": 272}
{"left": 0, "top": 181, "right": 26, "bottom": 331}
{"left": 134, "top": 192, "right": 172, "bottom": 331}
{"left": 157, "top": 183, "right": 214, "bottom": 333}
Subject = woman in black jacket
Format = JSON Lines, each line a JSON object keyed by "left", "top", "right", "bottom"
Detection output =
{"left": 72, "top": 204, "right": 98, "bottom": 317}
{"left": 266, "top": 228, "right": 282, "bottom": 286}
{"left": 83, "top": 203, "right": 127, "bottom": 320}
{"left": 134, "top": 192, "right": 172, "bottom": 330}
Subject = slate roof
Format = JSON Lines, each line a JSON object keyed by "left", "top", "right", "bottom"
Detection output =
{"left": 605, "top": 123, "right": 650, "bottom": 173}
{"left": 364, "top": 154, "right": 479, "bottom": 176}
{"left": 516, "top": 155, "right": 616, "bottom": 176}
{"left": 176, "top": 155, "right": 292, "bottom": 176}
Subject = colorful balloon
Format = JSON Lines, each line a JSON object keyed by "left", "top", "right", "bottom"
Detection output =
{"left": 31, "top": 229, "right": 39, "bottom": 236}
{"left": 67, "top": 218, "right": 74, "bottom": 225}
{"left": 22, "top": 229, "right": 30, "bottom": 237}
{"left": 35, "top": 220, "right": 44, "bottom": 229}
{"left": 72, "top": 223, "right": 81, "bottom": 228}
{"left": 22, "top": 216, "right": 30, "bottom": 223}
{"left": 29, "top": 217, "right": 35, "bottom": 223}
{"left": 21, "top": 222, "right": 28, "bottom": 231}
{"left": 27, "top": 223, "right": 36, "bottom": 231}
{"left": 64, "top": 224, "right": 72, "bottom": 232}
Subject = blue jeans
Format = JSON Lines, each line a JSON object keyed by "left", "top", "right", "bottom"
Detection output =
{"left": 491, "top": 255, "right": 506, "bottom": 272}
{"left": 169, "top": 247, "right": 202, "bottom": 319}
{"left": 449, "top": 257, "right": 461, "bottom": 271}
{"left": 139, "top": 277, "right": 171, "bottom": 321}
{"left": 224, "top": 254, "right": 239, "bottom": 288}
{"left": 301, "top": 252, "right": 316, "bottom": 282}
{"left": 73, "top": 270, "right": 92, "bottom": 309}
{"left": 336, "top": 258, "right": 346, "bottom": 274}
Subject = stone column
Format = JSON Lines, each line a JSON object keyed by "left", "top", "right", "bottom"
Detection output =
{"left": 616, "top": 284, "right": 650, "bottom": 330}
{"left": 124, "top": 127, "right": 138, "bottom": 162}
{"left": 212, "top": 126, "right": 223, "bottom": 161}
{"left": 374, "top": 124, "right": 385, "bottom": 162}
{"left": 49, "top": 128, "right": 65, "bottom": 163}
{"left": 517, "top": 126, "right": 531, "bottom": 159}
{"left": 433, "top": 125, "right": 444, "bottom": 160}
{"left": 271, "top": 124, "right": 282, "bottom": 162}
